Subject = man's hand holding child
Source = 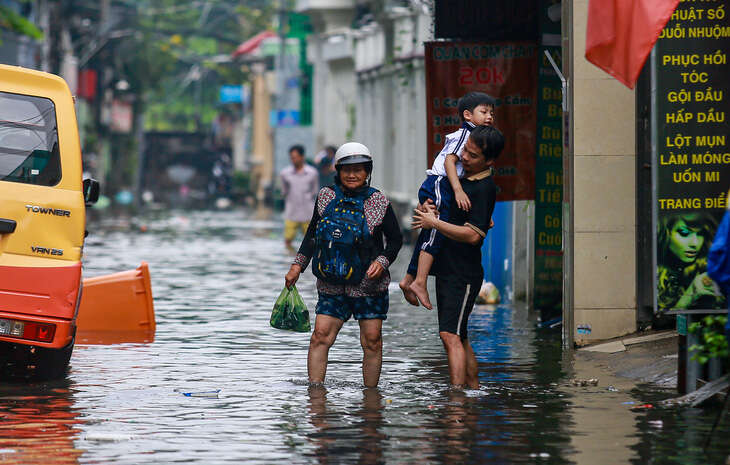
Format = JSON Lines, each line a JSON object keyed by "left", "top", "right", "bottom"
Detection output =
{"left": 412, "top": 201, "right": 439, "bottom": 231}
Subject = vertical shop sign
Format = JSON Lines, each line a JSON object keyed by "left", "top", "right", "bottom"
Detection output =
{"left": 654, "top": 0, "right": 730, "bottom": 313}
{"left": 534, "top": 0, "right": 563, "bottom": 318}
{"left": 425, "top": 42, "right": 537, "bottom": 201}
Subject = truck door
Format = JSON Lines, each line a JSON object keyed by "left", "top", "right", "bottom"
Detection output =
{"left": 0, "top": 87, "right": 85, "bottom": 330}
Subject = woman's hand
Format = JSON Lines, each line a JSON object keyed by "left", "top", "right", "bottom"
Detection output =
{"left": 412, "top": 204, "right": 439, "bottom": 230}
{"left": 366, "top": 261, "right": 385, "bottom": 280}
{"left": 285, "top": 264, "right": 302, "bottom": 289}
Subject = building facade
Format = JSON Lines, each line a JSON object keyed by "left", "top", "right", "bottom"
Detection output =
{"left": 297, "top": 0, "right": 715, "bottom": 345}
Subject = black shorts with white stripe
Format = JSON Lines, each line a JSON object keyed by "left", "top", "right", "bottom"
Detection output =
{"left": 434, "top": 275, "right": 482, "bottom": 340}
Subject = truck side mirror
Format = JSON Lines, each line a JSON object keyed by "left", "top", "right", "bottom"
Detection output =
{"left": 83, "top": 178, "right": 100, "bottom": 206}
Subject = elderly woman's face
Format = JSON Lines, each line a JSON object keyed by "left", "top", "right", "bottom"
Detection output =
{"left": 338, "top": 163, "right": 368, "bottom": 190}
{"left": 669, "top": 219, "right": 704, "bottom": 263}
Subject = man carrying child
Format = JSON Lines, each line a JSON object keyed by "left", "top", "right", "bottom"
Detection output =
{"left": 412, "top": 125, "right": 504, "bottom": 388}
{"left": 400, "top": 92, "right": 496, "bottom": 309}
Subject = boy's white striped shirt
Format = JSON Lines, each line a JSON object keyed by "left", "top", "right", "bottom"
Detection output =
{"left": 426, "top": 121, "right": 476, "bottom": 178}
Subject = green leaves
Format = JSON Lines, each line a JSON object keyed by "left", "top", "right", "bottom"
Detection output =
{"left": 0, "top": 5, "right": 43, "bottom": 40}
{"left": 688, "top": 315, "right": 729, "bottom": 364}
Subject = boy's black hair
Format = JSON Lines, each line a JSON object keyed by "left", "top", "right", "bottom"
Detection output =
{"left": 457, "top": 92, "right": 496, "bottom": 122}
{"left": 289, "top": 144, "right": 305, "bottom": 156}
{"left": 469, "top": 125, "right": 504, "bottom": 161}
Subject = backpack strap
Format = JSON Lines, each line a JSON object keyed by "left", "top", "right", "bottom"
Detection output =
{"left": 322, "top": 184, "right": 344, "bottom": 217}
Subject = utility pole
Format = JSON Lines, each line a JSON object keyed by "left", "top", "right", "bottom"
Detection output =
{"left": 39, "top": 0, "right": 50, "bottom": 72}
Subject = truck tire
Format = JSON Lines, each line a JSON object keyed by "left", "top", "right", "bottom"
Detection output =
{"left": 32, "top": 337, "right": 74, "bottom": 380}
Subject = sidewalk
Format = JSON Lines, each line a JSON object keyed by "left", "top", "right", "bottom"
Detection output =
{"left": 575, "top": 330, "right": 678, "bottom": 389}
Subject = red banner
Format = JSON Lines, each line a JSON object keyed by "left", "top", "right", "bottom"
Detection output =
{"left": 425, "top": 41, "right": 537, "bottom": 201}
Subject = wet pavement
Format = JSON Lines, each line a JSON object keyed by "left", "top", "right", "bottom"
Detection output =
{"left": 1, "top": 209, "right": 730, "bottom": 464}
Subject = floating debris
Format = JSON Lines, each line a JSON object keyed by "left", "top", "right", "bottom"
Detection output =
{"left": 180, "top": 389, "right": 221, "bottom": 398}
{"left": 572, "top": 378, "right": 599, "bottom": 387}
{"left": 630, "top": 403, "right": 654, "bottom": 411}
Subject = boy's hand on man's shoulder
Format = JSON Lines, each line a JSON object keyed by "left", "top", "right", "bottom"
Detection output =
{"left": 455, "top": 190, "right": 471, "bottom": 211}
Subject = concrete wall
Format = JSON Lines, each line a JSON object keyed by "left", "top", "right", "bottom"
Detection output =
{"left": 353, "top": 8, "right": 431, "bottom": 210}
{"left": 307, "top": 36, "right": 357, "bottom": 149}
{"left": 571, "top": 0, "right": 637, "bottom": 343}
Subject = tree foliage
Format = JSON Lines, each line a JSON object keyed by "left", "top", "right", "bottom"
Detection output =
{"left": 74, "top": 0, "right": 281, "bottom": 130}
{"left": 689, "top": 315, "right": 729, "bottom": 364}
{"left": 0, "top": 4, "right": 43, "bottom": 40}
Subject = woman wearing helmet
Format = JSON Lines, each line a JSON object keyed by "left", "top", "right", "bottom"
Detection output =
{"left": 284, "top": 142, "right": 403, "bottom": 388}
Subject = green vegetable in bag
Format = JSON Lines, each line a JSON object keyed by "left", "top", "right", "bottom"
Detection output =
{"left": 270, "top": 285, "right": 311, "bottom": 332}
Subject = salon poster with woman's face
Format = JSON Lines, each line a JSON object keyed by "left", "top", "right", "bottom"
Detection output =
{"left": 653, "top": 0, "right": 730, "bottom": 312}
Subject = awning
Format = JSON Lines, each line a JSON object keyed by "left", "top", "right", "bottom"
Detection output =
{"left": 231, "top": 30, "right": 277, "bottom": 58}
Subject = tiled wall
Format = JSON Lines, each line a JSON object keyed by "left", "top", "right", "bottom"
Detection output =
{"left": 571, "top": 0, "right": 637, "bottom": 342}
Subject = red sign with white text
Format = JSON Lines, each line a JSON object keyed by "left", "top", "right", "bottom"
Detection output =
{"left": 425, "top": 41, "right": 537, "bottom": 201}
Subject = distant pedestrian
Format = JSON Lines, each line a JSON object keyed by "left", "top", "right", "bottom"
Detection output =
{"left": 411, "top": 126, "right": 503, "bottom": 389}
{"left": 314, "top": 145, "right": 337, "bottom": 187}
{"left": 284, "top": 142, "right": 403, "bottom": 388}
{"left": 280, "top": 144, "right": 319, "bottom": 250}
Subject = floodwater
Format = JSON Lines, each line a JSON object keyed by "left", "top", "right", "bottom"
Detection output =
{"left": 1, "top": 209, "right": 730, "bottom": 465}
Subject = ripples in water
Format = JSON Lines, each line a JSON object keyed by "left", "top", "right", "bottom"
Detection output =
{"left": 0, "top": 209, "right": 729, "bottom": 464}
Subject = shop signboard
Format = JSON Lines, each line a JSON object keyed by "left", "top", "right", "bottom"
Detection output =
{"left": 653, "top": 0, "right": 730, "bottom": 313}
{"left": 424, "top": 41, "right": 537, "bottom": 201}
{"left": 534, "top": 0, "right": 563, "bottom": 318}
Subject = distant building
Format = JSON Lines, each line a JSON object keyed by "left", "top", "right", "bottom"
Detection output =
{"left": 296, "top": 0, "right": 430, "bottom": 207}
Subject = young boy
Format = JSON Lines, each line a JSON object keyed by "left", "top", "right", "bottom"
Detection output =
{"left": 400, "top": 92, "right": 496, "bottom": 309}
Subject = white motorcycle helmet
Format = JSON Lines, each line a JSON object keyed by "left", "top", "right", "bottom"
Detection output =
{"left": 334, "top": 142, "right": 373, "bottom": 167}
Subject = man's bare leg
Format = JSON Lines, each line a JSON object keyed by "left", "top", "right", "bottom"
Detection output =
{"left": 308, "top": 314, "right": 344, "bottom": 384}
{"left": 359, "top": 319, "right": 383, "bottom": 388}
{"left": 463, "top": 338, "right": 479, "bottom": 389}
{"left": 439, "top": 331, "right": 467, "bottom": 386}
{"left": 399, "top": 273, "right": 419, "bottom": 306}
{"left": 409, "top": 250, "right": 434, "bottom": 310}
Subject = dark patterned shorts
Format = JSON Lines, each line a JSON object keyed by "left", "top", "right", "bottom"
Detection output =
{"left": 315, "top": 292, "right": 389, "bottom": 321}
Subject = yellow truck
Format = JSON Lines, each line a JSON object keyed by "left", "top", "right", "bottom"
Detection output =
{"left": 0, "top": 64, "right": 99, "bottom": 379}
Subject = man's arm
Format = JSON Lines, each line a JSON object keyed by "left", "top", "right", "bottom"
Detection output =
{"left": 412, "top": 204, "right": 482, "bottom": 246}
{"left": 280, "top": 172, "right": 289, "bottom": 197}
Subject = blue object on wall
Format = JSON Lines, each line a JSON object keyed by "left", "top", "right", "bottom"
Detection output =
{"left": 219, "top": 85, "right": 244, "bottom": 104}
{"left": 482, "top": 201, "right": 513, "bottom": 303}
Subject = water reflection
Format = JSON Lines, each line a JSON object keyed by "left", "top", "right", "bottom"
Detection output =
{"left": 76, "top": 330, "right": 155, "bottom": 345}
{"left": 306, "top": 386, "right": 386, "bottom": 465}
{"left": 0, "top": 380, "right": 82, "bottom": 465}
{"left": 4, "top": 209, "right": 728, "bottom": 464}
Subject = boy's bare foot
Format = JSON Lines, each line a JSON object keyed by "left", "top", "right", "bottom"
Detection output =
{"left": 399, "top": 276, "right": 419, "bottom": 306}
{"left": 409, "top": 280, "right": 433, "bottom": 310}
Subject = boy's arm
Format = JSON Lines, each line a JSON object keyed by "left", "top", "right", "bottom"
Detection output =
{"left": 445, "top": 154, "right": 471, "bottom": 211}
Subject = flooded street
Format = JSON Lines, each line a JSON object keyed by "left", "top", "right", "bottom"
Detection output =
{"left": 2, "top": 209, "right": 730, "bottom": 464}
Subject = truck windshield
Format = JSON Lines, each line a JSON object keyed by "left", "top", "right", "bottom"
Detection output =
{"left": 0, "top": 91, "right": 61, "bottom": 186}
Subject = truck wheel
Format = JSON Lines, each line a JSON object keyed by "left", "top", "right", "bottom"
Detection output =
{"left": 32, "top": 337, "right": 74, "bottom": 380}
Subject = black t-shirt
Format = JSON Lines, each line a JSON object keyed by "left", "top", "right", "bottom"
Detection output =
{"left": 432, "top": 170, "right": 497, "bottom": 282}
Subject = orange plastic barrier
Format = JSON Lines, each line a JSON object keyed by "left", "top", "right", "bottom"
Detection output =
{"left": 76, "top": 262, "right": 155, "bottom": 344}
